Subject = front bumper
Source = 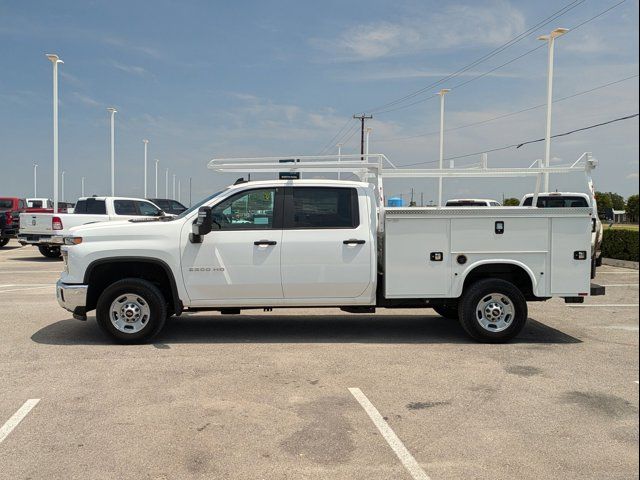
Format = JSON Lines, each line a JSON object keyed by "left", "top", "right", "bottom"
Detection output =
{"left": 18, "top": 234, "right": 63, "bottom": 245}
{"left": 56, "top": 280, "right": 88, "bottom": 320}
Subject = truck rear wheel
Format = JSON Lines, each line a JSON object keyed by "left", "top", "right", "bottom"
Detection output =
{"left": 96, "top": 278, "right": 167, "bottom": 344}
{"left": 458, "top": 279, "right": 528, "bottom": 343}
{"left": 0, "top": 238, "right": 8, "bottom": 248}
{"left": 432, "top": 304, "right": 459, "bottom": 320}
{"left": 38, "top": 245, "right": 61, "bottom": 258}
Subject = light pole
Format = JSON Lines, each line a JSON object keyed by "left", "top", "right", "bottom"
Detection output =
{"left": 81, "top": 176, "right": 85, "bottom": 197}
{"left": 364, "top": 128, "right": 372, "bottom": 158}
{"left": 143, "top": 139, "right": 149, "bottom": 198}
{"left": 337, "top": 143, "right": 343, "bottom": 180}
{"left": 155, "top": 159, "right": 159, "bottom": 197}
{"left": 538, "top": 27, "right": 568, "bottom": 192}
{"left": 33, "top": 163, "right": 38, "bottom": 197}
{"left": 107, "top": 107, "right": 117, "bottom": 196}
{"left": 165, "top": 168, "right": 169, "bottom": 198}
{"left": 172, "top": 174, "right": 176, "bottom": 200}
{"left": 189, "top": 177, "right": 192, "bottom": 206}
{"left": 178, "top": 180, "right": 181, "bottom": 203}
{"left": 46, "top": 54, "right": 63, "bottom": 213}
{"left": 61, "top": 170, "right": 65, "bottom": 202}
{"left": 437, "top": 88, "right": 450, "bottom": 208}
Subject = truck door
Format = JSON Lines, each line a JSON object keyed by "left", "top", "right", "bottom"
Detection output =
{"left": 280, "top": 186, "right": 373, "bottom": 298}
{"left": 181, "top": 187, "right": 284, "bottom": 301}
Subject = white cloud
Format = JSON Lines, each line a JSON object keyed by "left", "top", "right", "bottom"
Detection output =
{"left": 110, "top": 61, "right": 149, "bottom": 76}
{"left": 311, "top": 1, "right": 525, "bottom": 61}
{"left": 626, "top": 173, "right": 639, "bottom": 180}
{"left": 72, "top": 92, "right": 101, "bottom": 108}
{"left": 102, "top": 36, "right": 162, "bottom": 59}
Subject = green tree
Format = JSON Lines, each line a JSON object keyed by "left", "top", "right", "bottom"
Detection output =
{"left": 503, "top": 198, "right": 520, "bottom": 206}
{"left": 595, "top": 191, "right": 613, "bottom": 218}
{"left": 609, "top": 192, "right": 626, "bottom": 210}
{"left": 626, "top": 194, "right": 639, "bottom": 223}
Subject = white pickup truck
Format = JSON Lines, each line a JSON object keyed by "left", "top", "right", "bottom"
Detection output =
{"left": 55, "top": 153, "right": 605, "bottom": 344}
{"left": 19, "top": 196, "right": 165, "bottom": 258}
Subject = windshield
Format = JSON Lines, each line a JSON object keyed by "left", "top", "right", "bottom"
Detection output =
{"left": 174, "top": 189, "right": 229, "bottom": 219}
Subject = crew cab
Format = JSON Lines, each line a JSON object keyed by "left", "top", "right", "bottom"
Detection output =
{"left": 520, "top": 192, "right": 603, "bottom": 276}
{"left": 19, "top": 196, "right": 165, "bottom": 258}
{"left": 56, "top": 163, "right": 604, "bottom": 344}
{"left": 0, "top": 197, "right": 27, "bottom": 247}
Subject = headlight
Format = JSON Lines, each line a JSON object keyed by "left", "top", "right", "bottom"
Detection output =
{"left": 63, "top": 236, "right": 83, "bottom": 245}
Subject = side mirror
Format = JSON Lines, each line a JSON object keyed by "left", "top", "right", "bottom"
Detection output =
{"left": 190, "top": 206, "right": 213, "bottom": 243}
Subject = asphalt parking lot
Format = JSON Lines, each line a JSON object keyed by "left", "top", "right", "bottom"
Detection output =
{"left": 0, "top": 240, "right": 638, "bottom": 480}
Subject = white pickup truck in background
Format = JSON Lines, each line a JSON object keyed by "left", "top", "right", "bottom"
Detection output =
{"left": 19, "top": 196, "right": 165, "bottom": 258}
{"left": 520, "top": 192, "right": 603, "bottom": 276}
{"left": 55, "top": 153, "right": 605, "bottom": 344}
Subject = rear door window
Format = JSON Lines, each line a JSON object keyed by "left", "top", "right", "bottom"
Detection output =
{"left": 286, "top": 187, "right": 359, "bottom": 229}
{"left": 114, "top": 200, "right": 137, "bottom": 215}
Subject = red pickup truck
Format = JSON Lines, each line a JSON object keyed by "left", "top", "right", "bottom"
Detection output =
{"left": 0, "top": 197, "right": 27, "bottom": 247}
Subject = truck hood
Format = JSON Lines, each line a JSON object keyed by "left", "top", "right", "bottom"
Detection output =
{"left": 70, "top": 218, "right": 182, "bottom": 237}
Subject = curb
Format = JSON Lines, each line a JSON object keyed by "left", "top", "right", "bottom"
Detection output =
{"left": 602, "top": 258, "right": 639, "bottom": 270}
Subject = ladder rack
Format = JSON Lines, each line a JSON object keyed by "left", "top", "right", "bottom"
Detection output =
{"left": 208, "top": 152, "right": 598, "bottom": 207}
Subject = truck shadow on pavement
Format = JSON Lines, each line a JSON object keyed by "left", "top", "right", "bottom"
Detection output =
{"left": 31, "top": 315, "right": 581, "bottom": 346}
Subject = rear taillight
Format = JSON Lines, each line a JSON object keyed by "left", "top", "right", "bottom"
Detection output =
{"left": 52, "top": 216, "right": 63, "bottom": 230}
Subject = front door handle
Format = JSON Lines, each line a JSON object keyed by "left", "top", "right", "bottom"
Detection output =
{"left": 254, "top": 240, "right": 277, "bottom": 246}
{"left": 343, "top": 239, "right": 365, "bottom": 245}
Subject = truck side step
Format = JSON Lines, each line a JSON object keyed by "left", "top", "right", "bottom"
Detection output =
{"left": 219, "top": 308, "right": 241, "bottom": 315}
{"left": 340, "top": 307, "right": 376, "bottom": 314}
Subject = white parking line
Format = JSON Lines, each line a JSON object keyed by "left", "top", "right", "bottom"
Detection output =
{"left": 598, "top": 271, "right": 639, "bottom": 275}
{"left": 349, "top": 388, "right": 430, "bottom": 480}
{"left": 0, "top": 399, "right": 40, "bottom": 444}
{"left": 0, "top": 286, "right": 54, "bottom": 294}
{"left": 568, "top": 304, "right": 639, "bottom": 308}
{"left": 0, "top": 271, "right": 61, "bottom": 274}
{"left": 0, "top": 284, "right": 52, "bottom": 287}
{"left": 599, "top": 284, "right": 639, "bottom": 287}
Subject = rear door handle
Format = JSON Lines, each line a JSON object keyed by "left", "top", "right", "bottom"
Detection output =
{"left": 254, "top": 240, "right": 277, "bottom": 246}
{"left": 343, "top": 239, "right": 365, "bottom": 245}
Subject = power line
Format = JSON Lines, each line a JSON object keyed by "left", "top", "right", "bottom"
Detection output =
{"left": 364, "top": 0, "right": 588, "bottom": 114}
{"left": 376, "top": 74, "right": 639, "bottom": 142}
{"left": 374, "top": 0, "right": 629, "bottom": 116}
{"left": 317, "top": 118, "right": 356, "bottom": 155}
{"left": 400, "top": 112, "right": 639, "bottom": 167}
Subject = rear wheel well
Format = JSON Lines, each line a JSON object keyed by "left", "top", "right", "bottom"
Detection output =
{"left": 462, "top": 263, "right": 535, "bottom": 299}
{"left": 85, "top": 260, "right": 180, "bottom": 314}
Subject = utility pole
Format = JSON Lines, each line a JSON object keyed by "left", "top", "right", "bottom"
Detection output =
{"left": 420, "top": 192, "right": 424, "bottom": 207}
{"left": 353, "top": 114, "right": 372, "bottom": 160}
{"left": 409, "top": 188, "right": 416, "bottom": 207}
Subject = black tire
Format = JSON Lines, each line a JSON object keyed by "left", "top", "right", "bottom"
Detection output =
{"left": 458, "top": 279, "right": 528, "bottom": 343}
{"left": 432, "top": 304, "right": 459, "bottom": 320}
{"left": 38, "top": 245, "right": 62, "bottom": 258}
{"left": 96, "top": 278, "right": 167, "bottom": 344}
{"left": 0, "top": 238, "right": 9, "bottom": 248}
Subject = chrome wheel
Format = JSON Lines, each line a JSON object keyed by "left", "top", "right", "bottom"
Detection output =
{"left": 109, "top": 293, "right": 151, "bottom": 334}
{"left": 475, "top": 293, "right": 514, "bottom": 333}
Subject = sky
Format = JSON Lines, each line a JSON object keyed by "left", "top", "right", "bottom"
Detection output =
{"left": 0, "top": 0, "right": 638, "bottom": 205}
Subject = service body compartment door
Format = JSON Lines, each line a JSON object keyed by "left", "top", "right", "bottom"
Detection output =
{"left": 385, "top": 217, "right": 451, "bottom": 297}
{"left": 550, "top": 217, "right": 591, "bottom": 295}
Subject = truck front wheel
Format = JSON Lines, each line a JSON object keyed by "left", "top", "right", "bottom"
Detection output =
{"left": 38, "top": 245, "right": 61, "bottom": 258}
{"left": 96, "top": 278, "right": 167, "bottom": 344}
{"left": 0, "top": 238, "right": 8, "bottom": 248}
{"left": 458, "top": 279, "right": 528, "bottom": 343}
